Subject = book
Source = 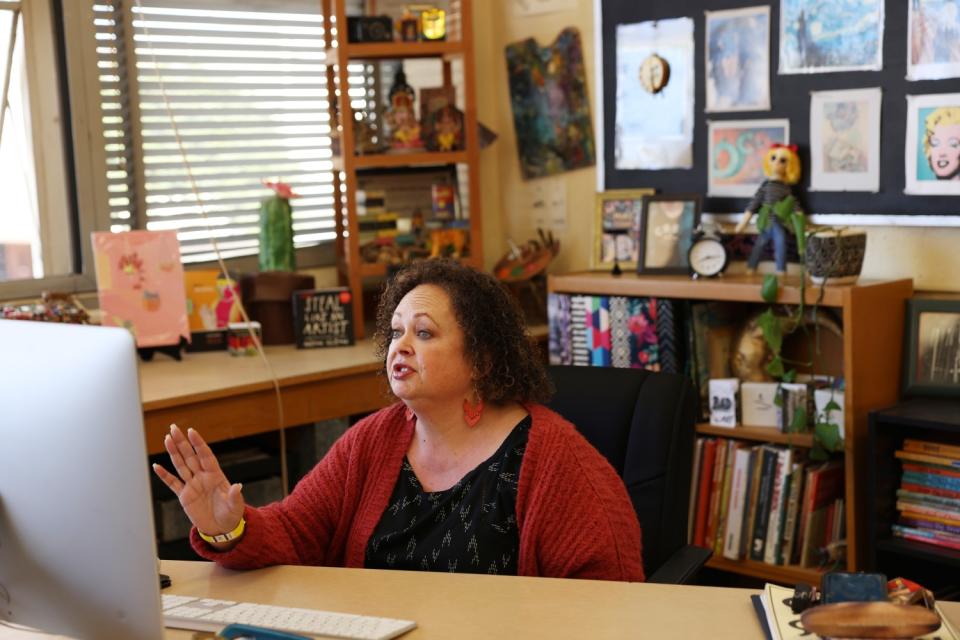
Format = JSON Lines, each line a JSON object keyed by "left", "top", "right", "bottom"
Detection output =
{"left": 903, "top": 462, "right": 960, "bottom": 479}
{"left": 764, "top": 448, "right": 793, "bottom": 564}
{"left": 693, "top": 439, "right": 717, "bottom": 547}
{"left": 897, "top": 488, "right": 960, "bottom": 510}
{"left": 780, "top": 462, "right": 806, "bottom": 566}
{"left": 900, "top": 510, "right": 960, "bottom": 528}
{"left": 743, "top": 446, "right": 765, "bottom": 559}
{"left": 903, "top": 470, "right": 960, "bottom": 492}
{"left": 896, "top": 450, "right": 960, "bottom": 470}
{"left": 715, "top": 440, "right": 737, "bottom": 554}
{"left": 705, "top": 438, "right": 729, "bottom": 550}
{"left": 688, "top": 438, "right": 704, "bottom": 543}
{"left": 292, "top": 288, "right": 355, "bottom": 349}
{"left": 903, "top": 438, "right": 960, "bottom": 460}
{"left": 900, "top": 515, "right": 960, "bottom": 536}
{"left": 722, "top": 446, "right": 752, "bottom": 560}
{"left": 901, "top": 482, "right": 960, "bottom": 500}
{"left": 892, "top": 524, "right": 960, "bottom": 551}
{"left": 895, "top": 501, "right": 960, "bottom": 521}
{"left": 799, "top": 461, "right": 844, "bottom": 568}
{"left": 750, "top": 446, "right": 779, "bottom": 562}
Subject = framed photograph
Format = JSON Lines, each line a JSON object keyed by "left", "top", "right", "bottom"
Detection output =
{"left": 707, "top": 119, "right": 789, "bottom": 197}
{"left": 637, "top": 195, "right": 701, "bottom": 275}
{"left": 809, "top": 88, "right": 882, "bottom": 192}
{"left": 705, "top": 6, "right": 771, "bottom": 113}
{"left": 779, "top": 0, "right": 884, "bottom": 74}
{"left": 908, "top": 0, "right": 960, "bottom": 81}
{"left": 614, "top": 18, "right": 695, "bottom": 170}
{"left": 903, "top": 299, "right": 960, "bottom": 397}
{"left": 592, "top": 189, "right": 655, "bottom": 271}
{"left": 905, "top": 93, "right": 960, "bottom": 196}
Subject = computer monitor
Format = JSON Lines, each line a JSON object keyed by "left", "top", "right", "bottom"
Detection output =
{"left": 0, "top": 320, "right": 163, "bottom": 639}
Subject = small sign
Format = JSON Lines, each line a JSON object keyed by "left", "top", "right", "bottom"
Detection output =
{"left": 709, "top": 378, "right": 739, "bottom": 428}
{"left": 292, "top": 288, "right": 355, "bottom": 349}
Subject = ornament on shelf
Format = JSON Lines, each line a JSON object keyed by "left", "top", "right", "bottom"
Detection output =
{"left": 639, "top": 53, "right": 670, "bottom": 93}
{"left": 259, "top": 180, "right": 300, "bottom": 272}
{"left": 384, "top": 67, "right": 423, "bottom": 151}
{"left": 424, "top": 104, "right": 464, "bottom": 152}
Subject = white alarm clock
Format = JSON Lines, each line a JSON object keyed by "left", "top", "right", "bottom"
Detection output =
{"left": 688, "top": 228, "right": 728, "bottom": 279}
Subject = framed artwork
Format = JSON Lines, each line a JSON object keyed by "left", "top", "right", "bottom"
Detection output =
{"left": 592, "top": 188, "right": 655, "bottom": 271}
{"left": 905, "top": 93, "right": 960, "bottom": 196}
{"left": 779, "top": 0, "right": 884, "bottom": 74}
{"left": 419, "top": 86, "right": 455, "bottom": 125}
{"left": 903, "top": 299, "right": 960, "bottom": 398}
{"left": 809, "top": 88, "right": 881, "bottom": 192}
{"left": 707, "top": 119, "right": 789, "bottom": 197}
{"left": 637, "top": 195, "right": 701, "bottom": 275}
{"left": 614, "top": 18, "right": 694, "bottom": 170}
{"left": 908, "top": 0, "right": 960, "bottom": 81}
{"left": 705, "top": 6, "right": 770, "bottom": 113}
{"left": 505, "top": 27, "right": 595, "bottom": 180}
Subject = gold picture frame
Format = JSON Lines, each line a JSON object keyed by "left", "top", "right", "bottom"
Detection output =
{"left": 592, "top": 189, "right": 655, "bottom": 271}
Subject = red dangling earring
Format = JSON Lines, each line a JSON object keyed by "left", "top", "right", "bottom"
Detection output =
{"left": 462, "top": 395, "right": 484, "bottom": 427}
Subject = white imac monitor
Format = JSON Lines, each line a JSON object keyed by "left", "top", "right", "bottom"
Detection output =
{"left": 0, "top": 320, "right": 163, "bottom": 639}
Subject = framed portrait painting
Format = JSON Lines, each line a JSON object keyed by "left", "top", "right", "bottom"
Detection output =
{"left": 779, "top": 0, "right": 884, "bottom": 74}
{"left": 592, "top": 189, "right": 655, "bottom": 271}
{"left": 637, "top": 195, "right": 701, "bottom": 275}
{"left": 705, "top": 6, "right": 770, "bottom": 113}
{"left": 908, "top": 0, "right": 960, "bottom": 81}
{"left": 905, "top": 93, "right": 960, "bottom": 196}
{"left": 809, "top": 88, "right": 881, "bottom": 192}
{"left": 903, "top": 299, "right": 960, "bottom": 398}
{"left": 708, "top": 119, "right": 789, "bottom": 197}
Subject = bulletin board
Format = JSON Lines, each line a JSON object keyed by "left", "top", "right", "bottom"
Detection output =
{"left": 600, "top": 0, "right": 960, "bottom": 217}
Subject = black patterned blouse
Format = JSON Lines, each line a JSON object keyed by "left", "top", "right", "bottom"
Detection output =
{"left": 364, "top": 416, "right": 531, "bottom": 575}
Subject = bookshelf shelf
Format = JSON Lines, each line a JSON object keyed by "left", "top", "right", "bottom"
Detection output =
{"left": 353, "top": 150, "right": 468, "bottom": 169}
{"left": 705, "top": 556, "right": 825, "bottom": 586}
{"left": 875, "top": 538, "right": 960, "bottom": 568}
{"left": 696, "top": 423, "right": 814, "bottom": 448}
{"left": 548, "top": 272, "right": 914, "bottom": 584}
{"left": 341, "top": 40, "right": 466, "bottom": 60}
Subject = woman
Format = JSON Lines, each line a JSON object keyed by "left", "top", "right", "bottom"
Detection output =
{"left": 154, "top": 259, "right": 644, "bottom": 581}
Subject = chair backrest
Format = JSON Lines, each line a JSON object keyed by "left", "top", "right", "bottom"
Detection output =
{"left": 546, "top": 365, "right": 697, "bottom": 578}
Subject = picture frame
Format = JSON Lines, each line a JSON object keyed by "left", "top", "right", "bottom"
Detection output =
{"left": 908, "top": 0, "right": 960, "bottom": 81}
{"left": 705, "top": 6, "right": 771, "bottom": 113}
{"left": 779, "top": 0, "right": 884, "bottom": 74}
{"left": 809, "top": 88, "right": 882, "bottom": 193}
{"left": 903, "top": 298, "right": 960, "bottom": 398}
{"left": 592, "top": 189, "right": 655, "bottom": 271}
{"left": 904, "top": 93, "right": 960, "bottom": 196}
{"left": 637, "top": 194, "right": 701, "bottom": 275}
{"left": 707, "top": 118, "right": 789, "bottom": 197}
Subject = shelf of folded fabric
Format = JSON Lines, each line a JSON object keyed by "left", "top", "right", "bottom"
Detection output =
{"left": 705, "top": 555, "right": 826, "bottom": 586}
{"left": 696, "top": 423, "right": 815, "bottom": 448}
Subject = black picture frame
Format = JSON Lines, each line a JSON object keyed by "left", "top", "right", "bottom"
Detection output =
{"left": 636, "top": 194, "right": 702, "bottom": 275}
{"left": 903, "top": 298, "right": 960, "bottom": 398}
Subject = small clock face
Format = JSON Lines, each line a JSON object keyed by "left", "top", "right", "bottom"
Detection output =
{"left": 689, "top": 237, "right": 727, "bottom": 277}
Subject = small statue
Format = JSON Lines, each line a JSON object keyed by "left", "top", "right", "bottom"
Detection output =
{"left": 734, "top": 143, "right": 804, "bottom": 275}
{"left": 384, "top": 67, "right": 422, "bottom": 150}
{"left": 259, "top": 180, "right": 299, "bottom": 272}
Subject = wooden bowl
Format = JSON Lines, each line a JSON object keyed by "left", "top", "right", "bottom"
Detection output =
{"left": 800, "top": 602, "right": 941, "bottom": 639}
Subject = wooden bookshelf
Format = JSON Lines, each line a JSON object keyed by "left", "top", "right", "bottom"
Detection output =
{"left": 340, "top": 40, "right": 466, "bottom": 60}
{"left": 353, "top": 150, "right": 469, "bottom": 169}
{"left": 697, "top": 423, "right": 815, "bottom": 448}
{"left": 548, "top": 271, "right": 914, "bottom": 584}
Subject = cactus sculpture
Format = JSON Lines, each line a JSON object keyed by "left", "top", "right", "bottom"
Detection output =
{"left": 259, "top": 180, "right": 299, "bottom": 272}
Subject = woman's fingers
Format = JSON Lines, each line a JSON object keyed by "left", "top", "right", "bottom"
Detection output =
{"left": 187, "top": 427, "right": 223, "bottom": 476}
{"left": 227, "top": 482, "right": 245, "bottom": 513}
{"left": 152, "top": 463, "right": 184, "bottom": 495}
{"left": 164, "top": 432, "right": 194, "bottom": 481}
{"left": 170, "top": 424, "right": 203, "bottom": 475}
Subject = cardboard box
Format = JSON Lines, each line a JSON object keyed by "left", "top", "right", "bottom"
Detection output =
{"left": 740, "top": 382, "right": 780, "bottom": 428}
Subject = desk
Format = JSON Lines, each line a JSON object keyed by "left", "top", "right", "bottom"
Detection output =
{"left": 139, "top": 341, "right": 390, "bottom": 455}
{"left": 159, "top": 560, "right": 960, "bottom": 639}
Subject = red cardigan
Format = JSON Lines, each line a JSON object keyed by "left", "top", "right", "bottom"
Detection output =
{"left": 192, "top": 403, "right": 645, "bottom": 581}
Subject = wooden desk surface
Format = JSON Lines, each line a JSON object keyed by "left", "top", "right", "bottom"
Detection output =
{"left": 138, "top": 341, "right": 391, "bottom": 455}
{"left": 160, "top": 560, "right": 766, "bottom": 639}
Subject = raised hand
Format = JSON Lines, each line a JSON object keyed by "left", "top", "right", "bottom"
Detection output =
{"left": 152, "top": 424, "right": 245, "bottom": 541}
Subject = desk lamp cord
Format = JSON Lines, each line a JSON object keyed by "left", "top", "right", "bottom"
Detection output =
{"left": 130, "top": 0, "right": 289, "bottom": 495}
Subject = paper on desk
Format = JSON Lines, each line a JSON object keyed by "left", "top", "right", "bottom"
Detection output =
{"left": 760, "top": 583, "right": 960, "bottom": 640}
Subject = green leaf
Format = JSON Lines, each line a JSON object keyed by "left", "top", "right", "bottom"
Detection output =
{"left": 810, "top": 442, "right": 829, "bottom": 461}
{"left": 789, "top": 406, "right": 808, "bottom": 433}
{"left": 766, "top": 355, "right": 785, "bottom": 379}
{"left": 757, "top": 308, "right": 782, "bottom": 352}
{"left": 791, "top": 212, "right": 806, "bottom": 256}
{"left": 782, "top": 369, "right": 797, "bottom": 383}
{"left": 761, "top": 274, "right": 779, "bottom": 303}
{"left": 757, "top": 204, "right": 772, "bottom": 232}
{"left": 815, "top": 421, "right": 843, "bottom": 452}
{"left": 824, "top": 399, "right": 842, "bottom": 413}
{"left": 773, "top": 195, "right": 796, "bottom": 221}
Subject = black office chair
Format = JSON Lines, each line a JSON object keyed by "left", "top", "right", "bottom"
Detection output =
{"left": 546, "top": 365, "right": 711, "bottom": 584}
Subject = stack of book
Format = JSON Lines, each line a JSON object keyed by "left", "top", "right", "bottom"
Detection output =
{"left": 892, "top": 439, "right": 960, "bottom": 551}
{"left": 690, "top": 437, "right": 845, "bottom": 568}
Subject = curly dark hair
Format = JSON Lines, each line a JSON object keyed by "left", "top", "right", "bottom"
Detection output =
{"left": 374, "top": 259, "right": 552, "bottom": 405}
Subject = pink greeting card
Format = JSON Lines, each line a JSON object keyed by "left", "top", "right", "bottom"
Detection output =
{"left": 92, "top": 230, "right": 189, "bottom": 347}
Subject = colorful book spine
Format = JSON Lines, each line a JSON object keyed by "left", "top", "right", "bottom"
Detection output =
{"left": 589, "top": 296, "right": 612, "bottom": 367}
{"left": 780, "top": 462, "right": 805, "bottom": 566}
{"left": 903, "top": 439, "right": 960, "bottom": 460}
{"left": 897, "top": 488, "right": 960, "bottom": 510}
{"left": 901, "top": 482, "right": 960, "bottom": 500}
{"left": 547, "top": 293, "right": 571, "bottom": 365}
{"left": 722, "top": 446, "right": 752, "bottom": 560}
{"left": 900, "top": 516, "right": 960, "bottom": 536}
{"left": 569, "top": 295, "right": 590, "bottom": 366}
{"left": 764, "top": 448, "right": 793, "bottom": 564}
{"left": 694, "top": 439, "right": 717, "bottom": 548}
{"left": 705, "top": 440, "right": 729, "bottom": 551}
{"left": 750, "top": 447, "right": 779, "bottom": 562}
{"left": 609, "top": 296, "right": 631, "bottom": 369}
{"left": 895, "top": 501, "right": 960, "bottom": 521}
{"left": 903, "top": 470, "right": 960, "bottom": 492}
{"left": 895, "top": 450, "right": 960, "bottom": 470}
{"left": 715, "top": 440, "right": 737, "bottom": 555}
{"left": 892, "top": 524, "right": 960, "bottom": 551}
{"left": 902, "top": 462, "right": 960, "bottom": 480}
{"left": 688, "top": 438, "right": 704, "bottom": 544}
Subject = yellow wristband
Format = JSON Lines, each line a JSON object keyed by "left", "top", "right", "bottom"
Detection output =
{"left": 197, "top": 517, "right": 245, "bottom": 545}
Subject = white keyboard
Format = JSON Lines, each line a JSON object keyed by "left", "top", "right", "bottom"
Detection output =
{"left": 162, "top": 594, "right": 416, "bottom": 640}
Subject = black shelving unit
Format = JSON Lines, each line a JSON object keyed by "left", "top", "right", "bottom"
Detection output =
{"left": 866, "top": 397, "right": 960, "bottom": 597}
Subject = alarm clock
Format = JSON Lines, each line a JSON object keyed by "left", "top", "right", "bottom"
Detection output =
{"left": 688, "top": 228, "right": 728, "bottom": 279}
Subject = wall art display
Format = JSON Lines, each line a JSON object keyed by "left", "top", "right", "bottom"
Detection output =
{"left": 505, "top": 27, "right": 595, "bottom": 180}
{"left": 905, "top": 93, "right": 960, "bottom": 195}
{"left": 707, "top": 119, "right": 790, "bottom": 197}
{"left": 903, "top": 298, "right": 960, "bottom": 397}
{"left": 614, "top": 18, "right": 694, "bottom": 170}
{"left": 92, "top": 230, "right": 189, "bottom": 348}
{"left": 908, "top": 0, "right": 960, "bottom": 81}
{"left": 809, "top": 88, "right": 881, "bottom": 192}
{"left": 705, "top": 6, "right": 771, "bottom": 113}
{"left": 637, "top": 194, "right": 701, "bottom": 275}
{"left": 779, "top": 0, "right": 884, "bottom": 74}
{"left": 592, "top": 188, "right": 655, "bottom": 271}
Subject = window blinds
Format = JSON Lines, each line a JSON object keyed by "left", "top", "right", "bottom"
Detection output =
{"left": 95, "top": 0, "right": 351, "bottom": 263}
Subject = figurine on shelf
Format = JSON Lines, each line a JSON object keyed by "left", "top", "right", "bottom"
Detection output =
{"left": 734, "top": 143, "right": 805, "bottom": 275}
{"left": 398, "top": 9, "right": 419, "bottom": 41}
{"left": 384, "top": 67, "right": 423, "bottom": 151}
{"left": 424, "top": 104, "right": 464, "bottom": 152}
